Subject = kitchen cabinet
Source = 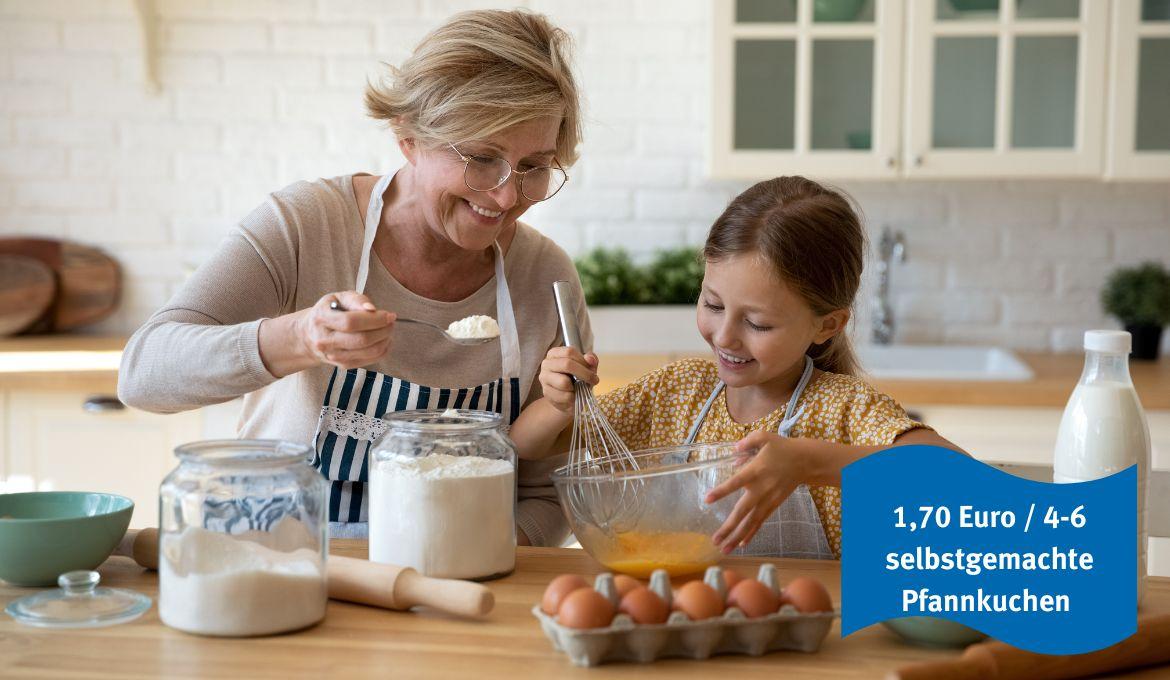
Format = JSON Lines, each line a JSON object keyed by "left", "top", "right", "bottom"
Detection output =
{"left": 1107, "top": 0, "right": 1170, "bottom": 178}
{"left": 904, "top": 0, "right": 1108, "bottom": 178}
{"left": 1, "top": 390, "right": 242, "bottom": 528}
{"left": 712, "top": 0, "right": 906, "bottom": 179}
{"left": 712, "top": 0, "right": 1148, "bottom": 179}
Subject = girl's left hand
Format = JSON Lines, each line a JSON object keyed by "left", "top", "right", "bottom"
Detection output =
{"left": 704, "top": 431, "right": 808, "bottom": 554}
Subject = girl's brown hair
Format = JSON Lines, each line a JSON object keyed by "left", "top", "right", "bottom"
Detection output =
{"left": 703, "top": 176, "right": 865, "bottom": 376}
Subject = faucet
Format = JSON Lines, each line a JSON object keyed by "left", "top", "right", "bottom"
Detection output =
{"left": 872, "top": 226, "right": 905, "bottom": 345}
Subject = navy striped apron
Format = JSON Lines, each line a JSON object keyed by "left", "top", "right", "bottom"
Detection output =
{"left": 686, "top": 355, "right": 834, "bottom": 559}
{"left": 311, "top": 171, "right": 527, "bottom": 530}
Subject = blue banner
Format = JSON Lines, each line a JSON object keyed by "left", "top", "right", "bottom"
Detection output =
{"left": 842, "top": 445, "right": 1136, "bottom": 655}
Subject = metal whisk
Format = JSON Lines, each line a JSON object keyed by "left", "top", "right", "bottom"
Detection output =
{"left": 552, "top": 281, "right": 641, "bottom": 533}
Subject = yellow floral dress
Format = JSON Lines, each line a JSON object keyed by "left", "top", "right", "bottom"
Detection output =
{"left": 596, "top": 357, "right": 926, "bottom": 558}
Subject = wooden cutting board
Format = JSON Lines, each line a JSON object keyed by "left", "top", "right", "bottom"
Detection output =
{"left": 0, "top": 254, "right": 57, "bottom": 336}
{"left": 0, "top": 238, "right": 121, "bottom": 332}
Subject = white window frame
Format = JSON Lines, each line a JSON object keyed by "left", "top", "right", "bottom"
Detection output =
{"left": 903, "top": 0, "right": 1108, "bottom": 178}
{"left": 710, "top": 0, "right": 905, "bottom": 180}
{"left": 1106, "top": 0, "right": 1170, "bottom": 179}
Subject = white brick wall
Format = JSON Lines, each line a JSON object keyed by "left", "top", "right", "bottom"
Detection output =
{"left": 1, "top": 0, "right": 1168, "bottom": 351}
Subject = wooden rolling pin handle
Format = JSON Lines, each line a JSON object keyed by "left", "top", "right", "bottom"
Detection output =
{"left": 328, "top": 556, "right": 494, "bottom": 618}
{"left": 116, "top": 528, "right": 159, "bottom": 570}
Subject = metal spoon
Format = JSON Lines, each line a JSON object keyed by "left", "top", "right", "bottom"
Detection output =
{"left": 329, "top": 300, "right": 497, "bottom": 346}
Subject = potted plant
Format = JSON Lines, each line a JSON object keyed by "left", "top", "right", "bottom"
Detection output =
{"left": 574, "top": 247, "right": 707, "bottom": 354}
{"left": 1101, "top": 262, "right": 1170, "bottom": 361}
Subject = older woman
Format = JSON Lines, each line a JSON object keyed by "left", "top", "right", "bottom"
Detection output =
{"left": 118, "top": 9, "right": 591, "bottom": 544}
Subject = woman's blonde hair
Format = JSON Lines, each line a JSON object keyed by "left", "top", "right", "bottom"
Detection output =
{"left": 703, "top": 177, "right": 866, "bottom": 376}
{"left": 365, "top": 9, "right": 582, "bottom": 166}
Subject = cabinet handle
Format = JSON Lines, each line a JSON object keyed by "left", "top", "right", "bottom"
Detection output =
{"left": 914, "top": 155, "right": 924, "bottom": 167}
{"left": 885, "top": 156, "right": 896, "bottom": 168}
{"left": 83, "top": 395, "right": 125, "bottom": 413}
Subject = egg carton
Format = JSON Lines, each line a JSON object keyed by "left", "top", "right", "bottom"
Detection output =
{"left": 532, "top": 563, "right": 838, "bottom": 667}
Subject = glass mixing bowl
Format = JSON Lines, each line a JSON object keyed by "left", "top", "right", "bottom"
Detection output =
{"left": 550, "top": 443, "right": 747, "bottom": 577}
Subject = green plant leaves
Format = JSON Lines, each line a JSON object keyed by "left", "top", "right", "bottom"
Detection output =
{"left": 1101, "top": 261, "right": 1170, "bottom": 326}
{"left": 574, "top": 247, "right": 703, "bottom": 305}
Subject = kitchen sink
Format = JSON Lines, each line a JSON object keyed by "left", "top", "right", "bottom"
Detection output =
{"left": 855, "top": 345, "right": 1034, "bottom": 381}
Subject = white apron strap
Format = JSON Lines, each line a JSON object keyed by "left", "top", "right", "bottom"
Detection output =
{"left": 492, "top": 242, "right": 523, "bottom": 385}
{"left": 354, "top": 172, "right": 394, "bottom": 294}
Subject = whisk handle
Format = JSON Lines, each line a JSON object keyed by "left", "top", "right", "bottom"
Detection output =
{"left": 552, "top": 280, "right": 584, "bottom": 351}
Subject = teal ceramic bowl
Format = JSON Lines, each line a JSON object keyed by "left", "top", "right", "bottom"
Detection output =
{"left": 0, "top": 492, "right": 134, "bottom": 586}
{"left": 882, "top": 616, "right": 988, "bottom": 648}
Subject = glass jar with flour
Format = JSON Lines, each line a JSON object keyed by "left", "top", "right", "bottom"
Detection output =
{"left": 369, "top": 409, "right": 517, "bottom": 580}
{"left": 158, "top": 440, "right": 328, "bottom": 636}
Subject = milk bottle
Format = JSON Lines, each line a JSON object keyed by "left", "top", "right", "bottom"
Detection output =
{"left": 1054, "top": 330, "right": 1151, "bottom": 607}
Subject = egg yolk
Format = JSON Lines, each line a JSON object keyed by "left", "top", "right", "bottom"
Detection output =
{"left": 599, "top": 531, "right": 719, "bottom": 577}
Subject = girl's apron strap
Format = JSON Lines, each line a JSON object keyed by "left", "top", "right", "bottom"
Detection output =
{"left": 684, "top": 381, "right": 725, "bottom": 445}
{"left": 777, "top": 355, "right": 815, "bottom": 437}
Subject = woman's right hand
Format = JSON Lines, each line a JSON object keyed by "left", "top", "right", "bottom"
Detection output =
{"left": 538, "top": 346, "right": 599, "bottom": 414}
{"left": 295, "top": 291, "right": 396, "bottom": 370}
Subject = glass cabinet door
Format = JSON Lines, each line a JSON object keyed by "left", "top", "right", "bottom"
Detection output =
{"left": 904, "top": 0, "right": 1108, "bottom": 177}
{"left": 711, "top": 0, "right": 903, "bottom": 180}
{"left": 1107, "top": 0, "right": 1170, "bottom": 178}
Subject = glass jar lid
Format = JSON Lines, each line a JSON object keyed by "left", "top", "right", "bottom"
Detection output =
{"left": 5, "top": 570, "right": 152, "bottom": 628}
{"left": 383, "top": 409, "right": 503, "bottom": 433}
{"left": 175, "top": 439, "right": 313, "bottom": 467}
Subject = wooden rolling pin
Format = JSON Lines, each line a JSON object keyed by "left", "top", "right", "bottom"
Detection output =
{"left": 116, "top": 528, "right": 493, "bottom": 618}
{"left": 889, "top": 613, "right": 1170, "bottom": 680}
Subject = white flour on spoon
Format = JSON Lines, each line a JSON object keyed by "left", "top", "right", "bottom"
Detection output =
{"left": 446, "top": 315, "right": 500, "bottom": 339}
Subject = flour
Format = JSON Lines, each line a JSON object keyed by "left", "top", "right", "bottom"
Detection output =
{"left": 159, "top": 525, "right": 326, "bottom": 637}
{"left": 369, "top": 453, "right": 515, "bottom": 579}
{"left": 446, "top": 315, "right": 500, "bottom": 339}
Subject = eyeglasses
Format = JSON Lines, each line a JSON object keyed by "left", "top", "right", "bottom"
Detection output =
{"left": 448, "top": 143, "right": 568, "bottom": 202}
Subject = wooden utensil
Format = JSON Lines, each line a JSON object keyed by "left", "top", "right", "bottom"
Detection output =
{"left": 889, "top": 612, "right": 1170, "bottom": 680}
{"left": 0, "top": 238, "right": 120, "bottom": 332}
{"left": 0, "top": 254, "right": 56, "bottom": 335}
{"left": 116, "top": 528, "right": 494, "bottom": 618}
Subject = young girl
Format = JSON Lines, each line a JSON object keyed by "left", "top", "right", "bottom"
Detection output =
{"left": 510, "top": 176, "right": 962, "bottom": 559}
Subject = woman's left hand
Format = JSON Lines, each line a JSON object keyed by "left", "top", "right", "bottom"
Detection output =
{"left": 704, "top": 431, "right": 809, "bottom": 554}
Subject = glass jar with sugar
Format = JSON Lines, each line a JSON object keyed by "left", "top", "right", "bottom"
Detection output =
{"left": 369, "top": 409, "right": 517, "bottom": 580}
{"left": 158, "top": 439, "right": 328, "bottom": 637}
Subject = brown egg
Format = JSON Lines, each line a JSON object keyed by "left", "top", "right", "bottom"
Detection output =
{"left": 557, "top": 588, "right": 616, "bottom": 629}
{"left": 783, "top": 577, "right": 833, "bottom": 613}
{"left": 726, "top": 579, "right": 782, "bottom": 618}
{"left": 618, "top": 586, "right": 669, "bottom": 625}
{"left": 541, "top": 574, "right": 590, "bottom": 615}
{"left": 613, "top": 574, "right": 642, "bottom": 598}
{"left": 722, "top": 569, "right": 745, "bottom": 590}
{"left": 672, "top": 581, "right": 725, "bottom": 620}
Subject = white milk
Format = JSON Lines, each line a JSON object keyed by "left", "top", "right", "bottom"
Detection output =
{"left": 159, "top": 526, "right": 326, "bottom": 636}
{"left": 1053, "top": 331, "right": 1151, "bottom": 607}
{"left": 369, "top": 453, "right": 515, "bottom": 580}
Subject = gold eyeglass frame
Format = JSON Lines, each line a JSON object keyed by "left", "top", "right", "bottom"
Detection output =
{"left": 448, "top": 143, "right": 569, "bottom": 202}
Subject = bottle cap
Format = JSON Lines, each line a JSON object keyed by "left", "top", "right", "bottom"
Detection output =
{"left": 1084, "top": 330, "right": 1131, "bottom": 354}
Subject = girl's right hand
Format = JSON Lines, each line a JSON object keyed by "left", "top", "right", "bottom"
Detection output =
{"left": 297, "top": 291, "right": 396, "bottom": 370}
{"left": 539, "top": 346, "right": 599, "bottom": 414}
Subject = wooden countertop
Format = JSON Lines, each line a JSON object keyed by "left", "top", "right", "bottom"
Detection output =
{"left": 3, "top": 543, "right": 1169, "bottom": 679}
{"left": 1, "top": 336, "right": 1167, "bottom": 409}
